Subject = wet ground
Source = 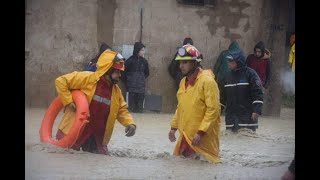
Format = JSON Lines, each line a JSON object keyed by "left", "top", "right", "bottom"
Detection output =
{"left": 25, "top": 108, "right": 294, "bottom": 180}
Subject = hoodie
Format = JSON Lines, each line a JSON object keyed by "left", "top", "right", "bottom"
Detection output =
{"left": 246, "top": 41, "right": 272, "bottom": 88}
{"left": 123, "top": 42, "right": 149, "bottom": 93}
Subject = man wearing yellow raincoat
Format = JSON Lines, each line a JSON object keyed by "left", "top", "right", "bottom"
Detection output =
{"left": 288, "top": 33, "right": 295, "bottom": 73}
{"left": 55, "top": 49, "right": 136, "bottom": 155}
{"left": 168, "top": 44, "right": 221, "bottom": 163}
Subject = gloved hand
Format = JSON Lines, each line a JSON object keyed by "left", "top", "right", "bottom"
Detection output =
{"left": 125, "top": 124, "right": 136, "bottom": 137}
{"left": 64, "top": 102, "right": 76, "bottom": 112}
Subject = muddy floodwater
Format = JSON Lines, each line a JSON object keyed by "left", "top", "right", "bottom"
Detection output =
{"left": 25, "top": 108, "right": 294, "bottom": 180}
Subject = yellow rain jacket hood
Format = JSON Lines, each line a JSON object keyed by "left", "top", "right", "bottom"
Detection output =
{"left": 170, "top": 69, "right": 221, "bottom": 163}
{"left": 55, "top": 50, "right": 135, "bottom": 145}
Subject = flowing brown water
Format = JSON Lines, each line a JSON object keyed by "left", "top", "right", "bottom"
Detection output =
{"left": 26, "top": 108, "right": 294, "bottom": 180}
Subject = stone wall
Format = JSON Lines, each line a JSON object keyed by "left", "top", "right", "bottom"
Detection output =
{"left": 25, "top": 0, "right": 293, "bottom": 114}
{"left": 26, "top": 0, "right": 108, "bottom": 107}
{"left": 113, "top": 0, "right": 279, "bottom": 112}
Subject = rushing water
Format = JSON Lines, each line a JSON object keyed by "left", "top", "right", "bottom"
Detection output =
{"left": 26, "top": 108, "right": 295, "bottom": 180}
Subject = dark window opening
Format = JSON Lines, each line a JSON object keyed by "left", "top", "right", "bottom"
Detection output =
{"left": 177, "top": 0, "right": 215, "bottom": 6}
{"left": 178, "top": 0, "right": 204, "bottom": 6}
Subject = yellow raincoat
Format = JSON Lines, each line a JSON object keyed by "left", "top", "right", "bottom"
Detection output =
{"left": 55, "top": 50, "right": 135, "bottom": 145}
{"left": 170, "top": 68, "right": 221, "bottom": 163}
{"left": 288, "top": 43, "right": 295, "bottom": 73}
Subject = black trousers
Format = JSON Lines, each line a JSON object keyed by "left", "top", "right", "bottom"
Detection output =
{"left": 225, "top": 112, "right": 258, "bottom": 132}
{"left": 128, "top": 92, "right": 145, "bottom": 113}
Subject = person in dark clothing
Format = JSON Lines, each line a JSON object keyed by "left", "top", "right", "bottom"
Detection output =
{"left": 122, "top": 42, "right": 149, "bottom": 113}
{"left": 281, "top": 155, "right": 295, "bottom": 180}
{"left": 84, "top": 43, "right": 112, "bottom": 72}
{"left": 246, "top": 41, "right": 271, "bottom": 89}
{"left": 168, "top": 37, "right": 194, "bottom": 90}
{"left": 213, "top": 41, "right": 242, "bottom": 92}
{"left": 220, "top": 49, "right": 264, "bottom": 132}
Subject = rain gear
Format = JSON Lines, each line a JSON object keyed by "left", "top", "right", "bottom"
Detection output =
{"left": 221, "top": 51, "right": 264, "bottom": 131}
{"left": 55, "top": 49, "right": 135, "bottom": 145}
{"left": 213, "top": 42, "right": 242, "bottom": 87}
{"left": 170, "top": 68, "right": 221, "bottom": 163}
{"left": 288, "top": 43, "right": 295, "bottom": 73}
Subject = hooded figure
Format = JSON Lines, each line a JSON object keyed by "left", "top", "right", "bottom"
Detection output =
{"left": 122, "top": 42, "right": 149, "bottom": 113}
{"left": 246, "top": 41, "right": 272, "bottom": 89}
{"left": 84, "top": 43, "right": 112, "bottom": 72}
{"left": 55, "top": 49, "right": 136, "bottom": 154}
{"left": 213, "top": 41, "right": 242, "bottom": 89}
{"left": 220, "top": 50, "right": 264, "bottom": 132}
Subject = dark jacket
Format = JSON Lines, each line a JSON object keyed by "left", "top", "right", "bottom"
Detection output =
{"left": 123, "top": 42, "right": 149, "bottom": 93}
{"left": 168, "top": 51, "right": 182, "bottom": 88}
{"left": 220, "top": 51, "right": 264, "bottom": 127}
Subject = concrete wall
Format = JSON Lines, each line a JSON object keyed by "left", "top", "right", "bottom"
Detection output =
{"left": 259, "top": 0, "right": 291, "bottom": 116}
{"left": 113, "top": 0, "right": 278, "bottom": 113}
{"left": 97, "top": 0, "right": 116, "bottom": 45}
{"left": 25, "top": 0, "right": 293, "bottom": 114}
{"left": 25, "top": 0, "right": 111, "bottom": 107}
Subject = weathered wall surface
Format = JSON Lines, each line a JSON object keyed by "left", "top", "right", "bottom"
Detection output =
{"left": 97, "top": 0, "right": 116, "bottom": 46}
{"left": 259, "top": 0, "right": 291, "bottom": 116}
{"left": 25, "top": 0, "right": 110, "bottom": 107}
{"left": 25, "top": 0, "right": 293, "bottom": 114}
{"left": 113, "top": 0, "right": 281, "bottom": 113}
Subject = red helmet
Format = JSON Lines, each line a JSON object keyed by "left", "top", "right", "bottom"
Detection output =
{"left": 112, "top": 53, "right": 125, "bottom": 71}
{"left": 175, "top": 44, "right": 202, "bottom": 62}
{"left": 112, "top": 60, "right": 124, "bottom": 71}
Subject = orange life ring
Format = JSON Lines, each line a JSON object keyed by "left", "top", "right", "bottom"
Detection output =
{"left": 39, "top": 90, "right": 90, "bottom": 148}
